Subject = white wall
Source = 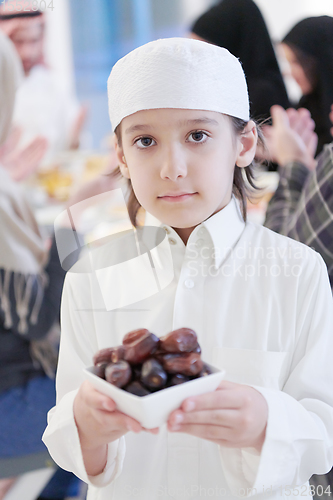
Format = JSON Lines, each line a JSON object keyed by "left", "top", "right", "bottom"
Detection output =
{"left": 180, "top": 0, "right": 216, "bottom": 29}
{"left": 43, "top": 0, "right": 75, "bottom": 93}
{"left": 254, "top": 0, "right": 333, "bottom": 40}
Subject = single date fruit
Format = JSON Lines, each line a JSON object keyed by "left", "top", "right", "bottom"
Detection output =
{"left": 141, "top": 358, "right": 167, "bottom": 390}
{"left": 93, "top": 345, "right": 125, "bottom": 365}
{"left": 168, "top": 373, "right": 190, "bottom": 386}
{"left": 94, "top": 362, "right": 107, "bottom": 379}
{"left": 122, "top": 328, "right": 150, "bottom": 345}
{"left": 124, "top": 331, "right": 160, "bottom": 364}
{"left": 105, "top": 361, "right": 131, "bottom": 388}
{"left": 160, "top": 328, "right": 199, "bottom": 353}
{"left": 125, "top": 381, "right": 150, "bottom": 397}
{"left": 161, "top": 353, "right": 203, "bottom": 376}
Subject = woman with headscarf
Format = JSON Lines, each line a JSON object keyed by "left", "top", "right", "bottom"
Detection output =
{"left": 190, "top": 0, "right": 290, "bottom": 121}
{"left": 0, "top": 30, "right": 114, "bottom": 500}
{"left": 281, "top": 16, "right": 333, "bottom": 155}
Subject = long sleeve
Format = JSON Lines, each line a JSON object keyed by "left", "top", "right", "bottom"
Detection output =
{"left": 264, "top": 161, "right": 310, "bottom": 234}
{"left": 265, "top": 145, "right": 333, "bottom": 286}
{"left": 219, "top": 252, "right": 333, "bottom": 496}
{"left": 42, "top": 270, "right": 126, "bottom": 487}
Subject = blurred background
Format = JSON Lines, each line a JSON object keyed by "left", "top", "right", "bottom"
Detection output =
{"left": 48, "top": 0, "right": 333, "bottom": 150}
{"left": 1, "top": 3, "right": 333, "bottom": 499}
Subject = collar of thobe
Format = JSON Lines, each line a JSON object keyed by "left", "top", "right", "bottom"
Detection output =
{"left": 144, "top": 196, "right": 246, "bottom": 270}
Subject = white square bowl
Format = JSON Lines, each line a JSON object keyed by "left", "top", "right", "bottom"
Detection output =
{"left": 83, "top": 363, "right": 225, "bottom": 429}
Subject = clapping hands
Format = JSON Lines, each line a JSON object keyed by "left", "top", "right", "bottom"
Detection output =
{"left": 0, "top": 126, "right": 48, "bottom": 181}
{"left": 261, "top": 105, "right": 318, "bottom": 171}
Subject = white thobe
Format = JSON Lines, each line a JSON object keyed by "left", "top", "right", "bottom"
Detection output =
{"left": 43, "top": 197, "right": 333, "bottom": 500}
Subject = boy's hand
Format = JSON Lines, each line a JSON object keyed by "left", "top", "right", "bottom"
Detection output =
{"left": 73, "top": 380, "right": 158, "bottom": 475}
{"left": 167, "top": 380, "right": 268, "bottom": 452}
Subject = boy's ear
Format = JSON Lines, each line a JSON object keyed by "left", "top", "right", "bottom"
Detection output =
{"left": 235, "top": 120, "right": 258, "bottom": 168}
{"left": 115, "top": 139, "right": 131, "bottom": 179}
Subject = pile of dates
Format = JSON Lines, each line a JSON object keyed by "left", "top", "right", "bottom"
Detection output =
{"left": 93, "top": 328, "right": 211, "bottom": 396}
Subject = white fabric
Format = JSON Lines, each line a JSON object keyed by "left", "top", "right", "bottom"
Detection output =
{"left": 0, "top": 166, "right": 47, "bottom": 273}
{"left": 43, "top": 197, "right": 333, "bottom": 500}
{"left": 12, "top": 65, "right": 80, "bottom": 164}
{"left": 0, "top": 30, "right": 22, "bottom": 145}
{"left": 108, "top": 38, "right": 249, "bottom": 131}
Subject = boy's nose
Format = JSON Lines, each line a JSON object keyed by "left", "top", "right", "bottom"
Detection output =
{"left": 160, "top": 146, "right": 187, "bottom": 181}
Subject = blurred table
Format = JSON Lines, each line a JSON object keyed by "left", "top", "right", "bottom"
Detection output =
{"left": 22, "top": 150, "right": 107, "bottom": 231}
{"left": 23, "top": 150, "right": 133, "bottom": 243}
{"left": 25, "top": 150, "right": 110, "bottom": 203}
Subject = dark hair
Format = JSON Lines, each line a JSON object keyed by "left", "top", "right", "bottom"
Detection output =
{"left": 113, "top": 116, "right": 263, "bottom": 227}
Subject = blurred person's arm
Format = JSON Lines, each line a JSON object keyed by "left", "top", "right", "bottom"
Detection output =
{"left": 0, "top": 126, "right": 48, "bottom": 181}
{"left": 264, "top": 106, "right": 333, "bottom": 286}
{"left": 68, "top": 105, "right": 88, "bottom": 150}
{"left": 264, "top": 105, "right": 317, "bottom": 233}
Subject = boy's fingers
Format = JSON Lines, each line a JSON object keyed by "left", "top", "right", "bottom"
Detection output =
{"left": 93, "top": 393, "right": 117, "bottom": 412}
{"left": 80, "top": 382, "right": 117, "bottom": 412}
{"left": 216, "top": 380, "right": 239, "bottom": 390}
{"left": 167, "top": 422, "right": 231, "bottom": 443}
{"left": 144, "top": 427, "right": 160, "bottom": 434}
{"left": 118, "top": 414, "right": 143, "bottom": 433}
{"left": 168, "top": 409, "right": 237, "bottom": 429}
{"left": 177, "top": 388, "right": 243, "bottom": 414}
{"left": 176, "top": 381, "right": 259, "bottom": 414}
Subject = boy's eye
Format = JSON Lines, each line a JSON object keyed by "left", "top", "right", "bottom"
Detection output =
{"left": 187, "top": 131, "right": 208, "bottom": 143}
{"left": 135, "top": 137, "right": 156, "bottom": 148}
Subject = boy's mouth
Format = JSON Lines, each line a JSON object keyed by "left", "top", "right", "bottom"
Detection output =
{"left": 158, "top": 192, "right": 197, "bottom": 202}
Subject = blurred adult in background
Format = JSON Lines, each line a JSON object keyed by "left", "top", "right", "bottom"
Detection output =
{"left": 264, "top": 103, "right": 333, "bottom": 286}
{"left": 281, "top": 16, "right": 333, "bottom": 156}
{"left": 190, "top": 0, "right": 290, "bottom": 122}
{"left": 263, "top": 103, "right": 333, "bottom": 494}
{"left": 0, "top": 0, "right": 86, "bottom": 166}
{"left": 0, "top": 30, "right": 114, "bottom": 500}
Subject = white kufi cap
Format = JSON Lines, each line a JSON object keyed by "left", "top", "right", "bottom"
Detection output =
{"left": 108, "top": 37, "right": 249, "bottom": 131}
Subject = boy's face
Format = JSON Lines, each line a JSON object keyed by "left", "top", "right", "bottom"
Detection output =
{"left": 116, "top": 108, "right": 256, "bottom": 232}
